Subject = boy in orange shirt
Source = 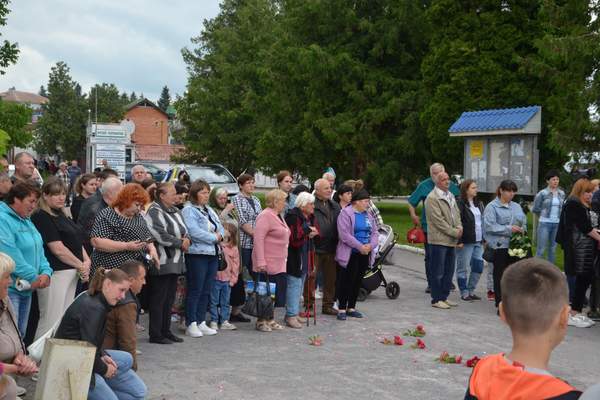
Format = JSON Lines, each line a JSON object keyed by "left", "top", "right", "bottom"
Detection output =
{"left": 465, "top": 258, "right": 581, "bottom": 400}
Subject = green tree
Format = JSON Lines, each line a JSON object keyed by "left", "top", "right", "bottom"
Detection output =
{"left": 129, "top": 92, "right": 138, "bottom": 103}
{"left": 157, "top": 85, "right": 171, "bottom": 112}
{"left": 0, "top": 0, "right": 18, "bottom": 75}
{"left": 421, "top": 0, "right": 600, "bottom": 178}
{"left": 0, "top": 100, "right": 32, "bottom": 148}
{"left": 36, "top": 62, "right": 88, "bottom": 160}
{"left": 38, "top": 85, "right": 47, "bottom": 97}
{"left": 88, "top": 83, "right": 126, "bottom": 122}
{"left": 177, "top": 0, "right": 277, "bottom": 176}
{"left": 254, "top": 0, "right": 430, "bottom": 192}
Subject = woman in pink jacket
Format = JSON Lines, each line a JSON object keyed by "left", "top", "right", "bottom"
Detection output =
{"left": 335, "top": 189, "right": 378, "bottom": 321}
{"left": 252, "top": 189, "right": 290, "bottom": 332}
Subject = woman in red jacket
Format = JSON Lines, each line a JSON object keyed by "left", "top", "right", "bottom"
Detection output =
{"left": 252, "top": 189, "right": 290, "bottom": 332}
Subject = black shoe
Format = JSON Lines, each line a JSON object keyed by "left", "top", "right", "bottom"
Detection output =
{"left": 230, "top": 313, "right": 251, "bottom": 323}
{"left": 425, "top": 287, "right": 431, "bottom": 294}
{"left": 149, "top": 337, "right": 173, "bottom": 344}
{"left": 461, "top": 295, "right": 473, "bottom": 302}
{"left": 469, "top": 294, "right": 482, "bottom": 301}
{"left": 164, "top": 333, "right": 184, "bottom": 343}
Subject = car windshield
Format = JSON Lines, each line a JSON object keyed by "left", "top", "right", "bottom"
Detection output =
{"left": 185, "top": 166, "right": 236, "bottom": 184}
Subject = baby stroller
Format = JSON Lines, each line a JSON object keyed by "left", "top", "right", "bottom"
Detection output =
{"left": 357, "top": 224, "right": 400, "bottom": 301}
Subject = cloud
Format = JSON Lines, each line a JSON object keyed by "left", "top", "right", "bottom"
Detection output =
{"left": 0, "top": 0, "right": 221, "bottom": 101}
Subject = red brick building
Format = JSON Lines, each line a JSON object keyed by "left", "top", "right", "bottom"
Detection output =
{"left": 123, "top": 98, "right": 183, "bottom": 164}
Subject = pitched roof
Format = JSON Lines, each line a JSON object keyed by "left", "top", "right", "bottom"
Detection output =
{"left": 448, "top": 106, "right": 541, "bottom": 133}
{"left": 125, "top": 98, "right": 168, "bottom": 117}
{"left": 0, "top": 88, "right": 48, "bottom": 105}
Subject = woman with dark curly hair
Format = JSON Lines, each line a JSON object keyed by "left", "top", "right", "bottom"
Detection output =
{"left": 89, "top": 183, "right": 159, "bottom": 277}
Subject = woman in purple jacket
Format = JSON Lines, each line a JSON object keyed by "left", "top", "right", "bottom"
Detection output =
{"left": 335, "top": 189, "right": 378, "bottom": 321}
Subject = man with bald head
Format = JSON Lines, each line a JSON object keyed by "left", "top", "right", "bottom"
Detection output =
{"left": 131, "top": 164, "right": 147, "bottom": 185}
{"left": 313, "top": 178, "right": 341, "bottom": 315}
{"left": 77, "top": 177, "right": 123, "bottom": 254}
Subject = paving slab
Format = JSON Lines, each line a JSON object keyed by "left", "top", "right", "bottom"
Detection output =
{"left": 132, "top": 248, "right": 599, "bottom": 399}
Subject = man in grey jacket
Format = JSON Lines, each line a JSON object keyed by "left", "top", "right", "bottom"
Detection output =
{"left": 313, "top": 178, "right": 341, "bottom": 315}
{"left": 425, "top": 172, "right": 462, "bottom": 310}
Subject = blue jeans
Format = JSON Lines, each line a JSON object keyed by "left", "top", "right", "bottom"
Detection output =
{"left": 8, "top": 292, "right": 32, "bottom": 337}
{"left": 209, "top": 280, "right": 231, "bottom": 323}
{"left": 185, "top": 254, "right": 218, "bottom": 326}
{"left": 286, "top": 274, "right": 304, "bottom": 317}
{"left": 429, "top": 244, "right": 456, "bottom": 303}
{"left": 536, "top": 222, "right": 559, "bottom": 264}
{"left": 455, "top": 242, "right": 484, "bottom": 297}
{"left": 88, "top": 350, "right": 147, "bottom": 400}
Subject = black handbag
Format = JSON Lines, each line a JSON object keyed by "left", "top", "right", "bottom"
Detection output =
{"left": 242, "top": 273, "right": 274, "bottom": 320}
{"left": 482, "top": 245, "right": 495, "bottom": 263}
{"left": 216, "top": 245, "right": 227, "bottom": 272}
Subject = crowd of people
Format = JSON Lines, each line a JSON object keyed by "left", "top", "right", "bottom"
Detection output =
{"left": 1, "top": 152, "right": 600, "bottom": 399}
{"left": 410, "top": 163, "right": 600, "bottom": 332}
{"left": 0, "top": 154, "right": 386, "bottom": 399}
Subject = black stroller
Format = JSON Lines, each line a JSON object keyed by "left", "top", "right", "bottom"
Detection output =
{"left": 357, "top": 224, "right": 400, "bottom": 301}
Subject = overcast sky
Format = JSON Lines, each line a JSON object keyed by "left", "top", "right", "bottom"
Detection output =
{"left": 0, "top": 0, "right": 221, "bottom": 102}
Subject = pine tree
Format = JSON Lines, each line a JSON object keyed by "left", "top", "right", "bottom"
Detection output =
{"left": 39, "top": 85, "right": 47, "bottom": 97}
{"left": 36, "top": 62, "right": 88, "bottom": 159}
{"left": 157, "top": 86, "right": 171, "bottom": 112}
{"left": 88, "top": 83, "right": 125, "bottom": 122}
{"left": 129, "top": 92, "right": 138, "bottom": 102}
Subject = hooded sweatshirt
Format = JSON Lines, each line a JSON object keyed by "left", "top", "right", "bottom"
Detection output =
{"left": 0, "top": 202, "right": 52, "bottom": 297}
{"left": 465, "top": 354, "right": 581, "bottom": 400}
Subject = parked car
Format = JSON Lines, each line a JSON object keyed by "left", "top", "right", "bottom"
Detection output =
{"left": 164, "top": 164, "right": 239, "bottom": 197}
{"left": 125, "top": 162, "right": 166, "bottom": 183}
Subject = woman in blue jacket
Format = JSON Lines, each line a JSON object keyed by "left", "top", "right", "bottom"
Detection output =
{"left": 182, "top": 179, "right": 224, "bottom": 339}
{"left": 0, "top": 181, "right": 52, "bottom": 335}
{"left": 483, "top": 180, "right": 526, "bottom": 308}
{"left": 532, "top": 170, "right": 565, "bottom": 264}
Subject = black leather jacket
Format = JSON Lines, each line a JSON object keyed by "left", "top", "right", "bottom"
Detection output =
{"left": 54, "top": 292, "right": 112, "bottom": 383}
{"left": 560, "top": 198, "right": 596, "bottom": 276}
{"left": 313, "top": 198, "right": 341, "bottom": 254}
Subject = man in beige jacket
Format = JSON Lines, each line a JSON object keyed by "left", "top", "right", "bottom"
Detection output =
{"left": 425, "top": 172, "right": 462, "bottom": 309}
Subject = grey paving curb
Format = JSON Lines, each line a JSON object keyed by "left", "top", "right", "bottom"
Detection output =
{"left": 394, "top": 243, "right": 425, "bottom": 255}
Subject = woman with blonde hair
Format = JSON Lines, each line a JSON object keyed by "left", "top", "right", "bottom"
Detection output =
{"left": 557, "top": 178, "right": 600, "bottom": 328}
{"left": 0, "top": 252, "right": 38, "bottom": 400}
{"left": 31, "top": 177, "right": 90, "bottom": 340}
{"left": 252, "top": 189, "right": 290, "bottom": 332}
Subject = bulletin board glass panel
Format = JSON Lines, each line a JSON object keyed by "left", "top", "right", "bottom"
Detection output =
{"left": 508, "top": 137, "right": 534, "bottom": 195}
{"left": 464, "top": 138, "right": 488, "bottom": 191}
{"left": 487, "top": 138, "right": 510, "bottom": 193}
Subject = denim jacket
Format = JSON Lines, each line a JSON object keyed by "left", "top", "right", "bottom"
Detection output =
{"left": 532, "top": 187, "right": 565, "bottom": 221}
{"left": 182, "top": 204, "right": 225, "bottom": 256}
{"left": 483, "top": 198, "right": 526, "bottom": 249}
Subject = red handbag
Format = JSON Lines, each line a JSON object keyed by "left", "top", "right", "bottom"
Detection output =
{"left": 407, "top": 226, "right": 426, "bottom": 244}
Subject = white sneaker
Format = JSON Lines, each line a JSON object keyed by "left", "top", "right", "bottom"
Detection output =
{"left": 198, "top": 321, "right": 217, "bottom": 335}
{"left": 220, "top": 320, "right": 237, "bottom": 330}
{"left": 574, "top": 314, "right": 596, "bottom": 326}
{"left": 16, "top": 386, "right": 26, "bottom": 396}
{"left": 444, "top": 300, "right": 458, "bottom": 307}
{"left": 333, "top": 301, "right": 339, "bottom": 311}
{"left": 185, "top": 322, "right": 203, "bottom": 337}
{"left": 432, "top": 301, "right": 451, "bottom": 309}
{"left": 315, "top": 290, "right": 323, "bottom": 299}
{"left": 209, "top": 321, "right": 219, "bottom": 330}
{"left": 568, "top": 315, "right": 593, "bottom": 328}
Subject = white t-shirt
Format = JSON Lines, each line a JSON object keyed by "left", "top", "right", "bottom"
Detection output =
{"left": 469, "top": 201, "right": 483, "bottom": 242}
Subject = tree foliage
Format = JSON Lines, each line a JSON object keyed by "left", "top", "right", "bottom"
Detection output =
{"left": 0, "top": 100, "right": 31, "bottom": 148}
{"left": 36, "top": 62, "right": 88, "bottom": 160}
{"left": 178, "top": 0, "right": 600, "bottom": 193}
{"left": 0, "top": 0, "right": 18, "bottom": 75}
{"left": 157, "top": 85, "right": 171, "bottom": 112}
{"left": 88, "top": 83, "right": 126, "bottom": 122}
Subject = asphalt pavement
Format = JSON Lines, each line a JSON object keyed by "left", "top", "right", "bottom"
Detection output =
{"left": 131, "top": 248, "right": 599, "bottom": 400}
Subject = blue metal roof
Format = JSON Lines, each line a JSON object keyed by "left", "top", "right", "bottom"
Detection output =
{"left": 448, "top": 106, "right": 541, "bottom": 133}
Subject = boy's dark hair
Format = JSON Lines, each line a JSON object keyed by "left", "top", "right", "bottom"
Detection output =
{"left": 96, "top": 168, "right": 119, "bottom": 180}
{"left": 501, "top": 258, "right": 568, "bottom": 335}
{"left": 119, "top": 260, "right": 145, "bottom": 278}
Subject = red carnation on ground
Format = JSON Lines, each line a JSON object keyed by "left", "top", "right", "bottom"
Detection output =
{"left": 411, "top": 338, "right": 426, "bottom": 349}
{"left": 436, "top": 351, "right": 462, "bottom": 364}
{"left": 465, "top": 356, "right": 480, "bottom": 368}
{"left": 394, "top": 336, "right": 404, "bottom": 346}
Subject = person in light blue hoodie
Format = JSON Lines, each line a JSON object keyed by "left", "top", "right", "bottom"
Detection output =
{"left": 532, "top": 170, "right": 565, "bottom": 264}
{"left": 483, "top": 180, "right": 526, "bottom": 309}
{"left": 0, "top": 181, "right": 53, "bottom": 335}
